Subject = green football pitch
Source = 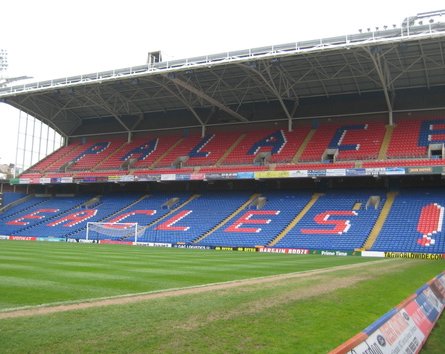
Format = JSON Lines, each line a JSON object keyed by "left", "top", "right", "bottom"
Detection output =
{"left": 0, "top": 241, "right": 443, "bottom": 353}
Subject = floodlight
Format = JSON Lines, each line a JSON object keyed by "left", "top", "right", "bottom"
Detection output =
{"left": 358, "top": 29, "right": 362, "bottom": 33}
{"left": 0, "top": 49, "right": 8, "bottom": 72}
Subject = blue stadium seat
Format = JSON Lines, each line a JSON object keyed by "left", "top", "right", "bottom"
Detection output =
{"left": 371, "top": 189, "right": 445, "bottom": 254}
{"left": 276, "top": 191, "right": 384, "bottom": 251}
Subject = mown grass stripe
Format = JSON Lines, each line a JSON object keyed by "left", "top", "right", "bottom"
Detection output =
{"left": 0, "top": 258, "right": 389, "bottom": 316}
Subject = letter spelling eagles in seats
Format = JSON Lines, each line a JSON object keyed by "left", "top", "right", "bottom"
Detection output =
{"left": 73, "top": 142, "right": 111, "bottom": 163}
{"left": 417, "top": 203, "right": 444, "bottom": 246}
{"left": 247, "top": 130, "right": 287, "bottom": 156}
{"left": 188, "top": 134, "right": 215, "bottom": 158}
{"left": 328, "top": 124, "right": 367, "bottom": 151}
{"left": 419, "top": 119, "right": 445, "bottom": 146}
{"left": 121, "top": 138, "right": 159, "bottom": 162}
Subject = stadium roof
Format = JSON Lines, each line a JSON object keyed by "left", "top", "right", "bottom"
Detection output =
{"left": 1, "top": 21, "right": 445, "bottom": 138}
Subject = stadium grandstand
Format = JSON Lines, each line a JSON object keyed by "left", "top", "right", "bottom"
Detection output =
{"left": 1, "top": 9, "right": 445, "bottom": 256}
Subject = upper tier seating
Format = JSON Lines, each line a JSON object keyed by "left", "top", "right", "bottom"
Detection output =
{"left": 274, "top": 162, "right": 356, "bottom": 170}
{"left": 19, "top": 117, "right": 445, "bottom": 179}
{"left": 386, "top": 117, "right": 445, "bottom": 159}
{"left": 69, "top": 139, "right": 124, "bottom": 171}
{"left": 362, "top": 159, "right": 445, "bottom": 168}
{"left": 94, "top": 135, "right": 182, "bottom": 171}
{"left": 156, "top": 132, "right": 241, "bottom": 168}
{"left": 42, "top": 139, "right": 124, "bottom": 172}
{"left": 222, "top": 128, "right": 311, "bottom": 165}
{"left": 299, "top": 122, "right": 386, "bottom": 162}
{"left": 371, "top": 189, "right": 445, "bottom": 253}
{"left": 27, "top": 143, "right": 82, "bottom": 172}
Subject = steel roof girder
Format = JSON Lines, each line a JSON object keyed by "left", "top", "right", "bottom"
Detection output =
{"left": 303, "top": 56, "right": 330, "bottom": 97}
{"left": 207, "top": 70, "right": 243, "bottom": 106}
{"left": 365, "top": 47, "right": 395, "bottom": 123}
{"left": 17, "top": 95, "right": 79, "bottom": 134}
{"left": 239, "top": 61, "right": 293, "bottom": 122}
{"left": 105, "top": 85, "right": 144, "bottom": 117}
{"left": 387, "top": 55, "right": 425, "bottom": 87}
{"left": 164, "top": 75, "right": 249, "bottom": 123}
{"left": 82, "top": 90, "right": 130, "bottom": 131}
{"left": 7, "top": 99, "right": 68, "bottom": 136}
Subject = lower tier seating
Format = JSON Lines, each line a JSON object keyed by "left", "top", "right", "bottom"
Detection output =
{"left": 197, "top": 191, "right": 312, "bottom": 247}
{"left": 275, "top": 191, "right": 384, "bottom": 251}
{"left": 1, "top": 189, "right": 444, "bottom": 254}
{"left": 371, "top": 189, "right": 445, "bottom": 253}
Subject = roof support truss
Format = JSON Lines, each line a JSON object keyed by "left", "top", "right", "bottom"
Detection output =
{"left": 164, "top": 74, "right": 249, "bottom": 123}
{"left": 365, "top": 47, "right": 395, "bottom": 125}
{"left": 82, "top": 88, "right": 130, "bottom": 131}
{"left": 238, "top": 61, "right": 296, "bottom": 131}
{"left": 153, "top": 77, "right": 207, "bottom": 137}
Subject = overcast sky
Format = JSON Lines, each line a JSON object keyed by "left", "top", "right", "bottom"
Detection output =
{"left": 0, "top": 0, "right": 444, "bottom": 167}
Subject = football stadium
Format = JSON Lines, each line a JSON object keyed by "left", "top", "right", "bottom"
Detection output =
{"left": 0, "top": 8, "right": 444, "bottom": 353}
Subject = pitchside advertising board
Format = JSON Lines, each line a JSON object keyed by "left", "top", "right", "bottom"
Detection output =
{"left": 1, "top": 234, "right": 444, "bottom": 260}
{"left": 332, "top": 272, "right": 445, "bottom": 354}
{"left": 11, "top": 166, "right": 445, "bottom": 185}
{"left": 10, "top": 167, "right": 445, "bottom": 185}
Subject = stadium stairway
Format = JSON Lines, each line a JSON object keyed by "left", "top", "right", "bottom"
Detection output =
{"left": 150, "top": 137, "right": 184, "bottom": 168}
{"left": 93, "top": 140, "right": 129, "bottom": 171}
{"left": 215, "top": 133, "right": 246, "bottom": 166}
{"left": 268, "top": 193, "right": 323, "bottom": 246}
{"left": 192, "top": 193, "right": 261, "bottom": 244}
{"left": 27, "top": 143, "right": 81, "bottom": 173}
{"left": 377, "top": 125, "right": 395, "bottom": 160}
{"left": 291, "top": 129, "right": 316, "bottom": 163}
{"left": 360, "top": 191, "right": 398, "bottom": 251}
{"left": 43, "top": 144, "right": 86, "bottom": 172}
